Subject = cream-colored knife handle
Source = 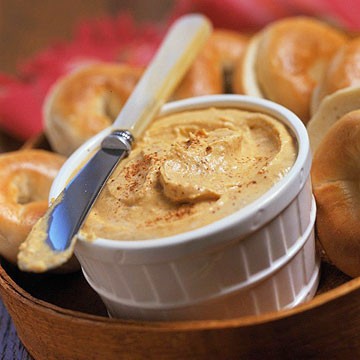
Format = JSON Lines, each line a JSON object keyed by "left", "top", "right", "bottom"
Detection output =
{"left": 114, "top": 14, "right": 212, "bottom": 137}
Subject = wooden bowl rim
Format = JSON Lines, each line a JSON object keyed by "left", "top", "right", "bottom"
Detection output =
{"left": 1, "top": 263, "right": 360, "bottom": 331}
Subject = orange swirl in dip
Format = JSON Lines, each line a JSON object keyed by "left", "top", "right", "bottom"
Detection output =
{"left": 81, "top": 107, "right": 296, "bottom": 240}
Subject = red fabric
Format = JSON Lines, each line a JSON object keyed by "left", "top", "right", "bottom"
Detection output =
{"left": 0, "top": 14, "right": 164, "bottom": 140}
{"left": 169, "top": 0, "right": 292, "bottom": 30}
{"left": 170, "top": 0, "right": 360, "bottom": 30}
{"left": 0, "top": 77, "right": 45, "bottom": 138}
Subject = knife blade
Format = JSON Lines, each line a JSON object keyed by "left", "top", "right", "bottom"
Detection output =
{"left": 47, "top": 130, "right": 133, "bottom": 251}
{"left": 18, "top": 14, "right": 212, "bottom": 272}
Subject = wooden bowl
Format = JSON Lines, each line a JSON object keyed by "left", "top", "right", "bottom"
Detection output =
{"left": 1, "top": 133, "right": 360, "bottom": 359}
{"left": 1, "top": 258, "right": 360, "bottom": 359}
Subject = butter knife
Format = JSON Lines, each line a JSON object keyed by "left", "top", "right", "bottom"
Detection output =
{"left": 18, "top": 14, "right": 212, "bottom": 272}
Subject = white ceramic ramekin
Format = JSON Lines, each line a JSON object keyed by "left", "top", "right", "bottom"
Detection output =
{"left": 50, "top": 95, "right": 319, "bottom": 321}
{"left": 83, "top": 197, "right": 319, "bottom": 320}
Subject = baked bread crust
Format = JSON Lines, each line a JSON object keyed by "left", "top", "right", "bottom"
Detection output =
{"left": 312, "top": 110, "right": 360, "bottom": 277}
{"left": 0, "top": 149, "right": 65, "bottom": 264}
{"left": 312, "top": 37, "right": 360, "bottom": 113}
{"left": 234, "top": 17, "right": 347, "bottom": 123}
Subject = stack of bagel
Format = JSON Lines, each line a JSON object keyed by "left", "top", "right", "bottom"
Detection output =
{"left": 2, "top": 17, "right": 360, "bottom": 278}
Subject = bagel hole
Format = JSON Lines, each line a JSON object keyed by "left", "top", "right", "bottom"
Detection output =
{"left": 13, "top": 172, "right": 51, "bottom": 204}
{"left": 223, "top": 67, "right": 234, "bottom": 93}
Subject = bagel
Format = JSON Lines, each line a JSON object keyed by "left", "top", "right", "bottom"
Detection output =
{"left": 233, "top": 17, "right": 347, "bottom": 123}
{"left": 312, "top": 110, "right": 360, "bottom": 278}
{"left": 311, "top": 37, "right": 360, "bottom": 113}
{"left": 233, "top": 34, "right": 262, "bottom": 97}
{"left": 0, "top": 149, "right": 65, "bottom": 264}
{"left": 44, "top": 63, "right": 143, "bottom": 156}
{"left": 307, "top": 86, "right": 360, "bottom": 152}
{"left": 171, "top": 40, "right": 223, "bottom": 100}
{"left": 208, "top": 29, "right": 249, "bottom": 93}
{"left": 45, "top": 53, "right": 222, "bottom": 156}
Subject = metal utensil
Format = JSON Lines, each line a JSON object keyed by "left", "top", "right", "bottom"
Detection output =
{"left": 18, "top": 14, "right": 212, "bottom": 272}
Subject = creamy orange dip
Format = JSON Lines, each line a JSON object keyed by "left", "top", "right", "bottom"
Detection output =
{"left": 80, "top": 108, "right": 297, "bottom": 241}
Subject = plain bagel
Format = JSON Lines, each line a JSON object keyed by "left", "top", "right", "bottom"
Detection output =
{"left": 44, "top": 63, "right": 143, "bottom": 156}
{"left": 312, "top": 109, "right": 360, "bottom": 278}
{"left": 0, "top": 149, "right": 65, "bottom": 264}
{"left": 170, "top": 40, "right": 223, "bottom": 100}
{"left": 233, "top": 16, "right": 347, "bottom": 123}
{"left": 311, "top": 37, "right": 360, "bottom": 114}
{"left": 208, "top": 29, "right": 249, "bottom": 93}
